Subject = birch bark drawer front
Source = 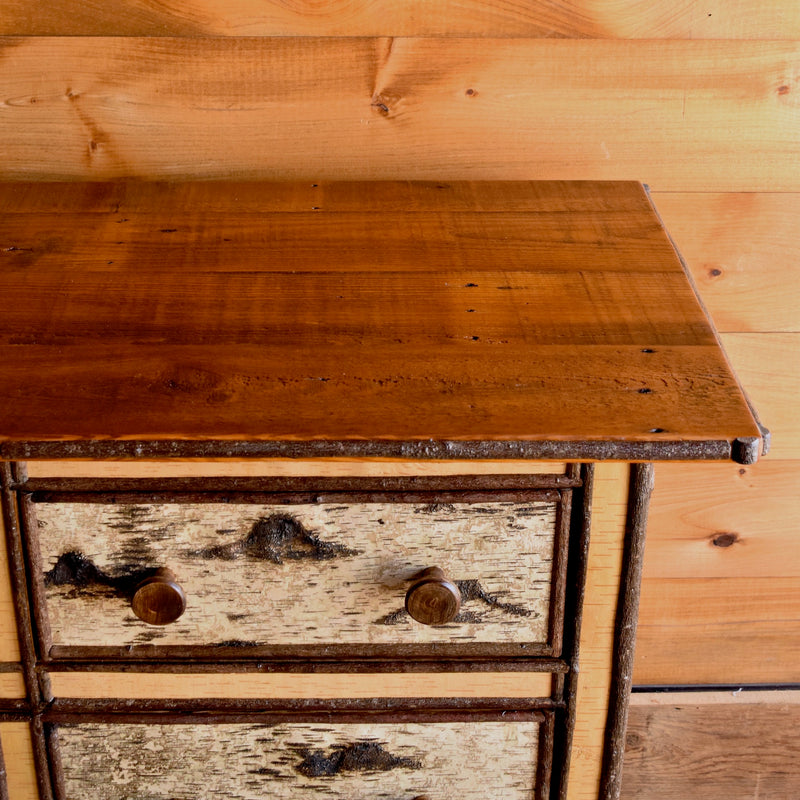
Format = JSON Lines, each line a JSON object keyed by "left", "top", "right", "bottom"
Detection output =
{"left": 23, "top": 485, "right": 571, "bottom": 661}
{"left": 48, "top": 709, "right": 553, "bottom": 800}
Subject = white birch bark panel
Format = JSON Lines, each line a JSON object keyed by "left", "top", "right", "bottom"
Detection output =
{"left": 56, "top": 720, "right": 541, "bottom": 800}
{"left": 35, "top": 500, "right": 558, "bottom": 647}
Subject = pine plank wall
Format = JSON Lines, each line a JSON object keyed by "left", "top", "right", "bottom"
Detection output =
{"left": 1, "top": 3, "right": 798, "bottom": 797}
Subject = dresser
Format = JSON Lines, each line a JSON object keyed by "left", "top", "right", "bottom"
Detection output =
{"left": 0, "top": 181, "right": 765, "bottom": 800}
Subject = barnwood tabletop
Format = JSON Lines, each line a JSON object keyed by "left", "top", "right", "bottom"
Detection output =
{"left": 0, "top": 180, "right": 762, "bottom": 462}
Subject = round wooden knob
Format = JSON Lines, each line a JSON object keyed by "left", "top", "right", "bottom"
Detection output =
{"left": 131, "top": 568, "right": 186, "bottom": 625}
{"left": 405, "top": 567, "right": 461, "bottom": 626}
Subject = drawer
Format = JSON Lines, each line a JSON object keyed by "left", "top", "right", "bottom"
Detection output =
{"left": 48, "top": 710, "right": 553, "bottom": 800}
{"left": 24, "top": 487, "right": 571, "bottom": 661}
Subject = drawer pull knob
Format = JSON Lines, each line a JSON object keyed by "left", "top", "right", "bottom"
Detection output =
{"left": 131, "top": 568, "right": 186, "bottom": 626}
{"left": 405, "top": 567, "right": 461, "bottom": 626}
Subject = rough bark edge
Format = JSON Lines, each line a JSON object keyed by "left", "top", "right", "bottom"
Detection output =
{"left": 556, "top": 464, "right": 594, "bottom": 800}
{"left": 0, "top": 464, "right": 39, "bottom": 710}
{"left": 1, "top": 438, "right": 740, "bottom": 462}
{"left": 41, "top": 658, "right": 569, "bottom": 674}
{"left": 42, "top": 700, "right": 549, "bottom": 723}
{"left": 12, "top": 474, "right": 582, "bottom": 493}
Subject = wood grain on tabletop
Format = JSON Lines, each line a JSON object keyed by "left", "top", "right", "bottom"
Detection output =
{"left": 0, "top": 181, "right": 761, "bottom": 451}
{"left": 0, "top": 215, "right": 706, "bottom": 274}
{"left": 621, "top": 692, "right": 800, "bottom": 800}
{"left": 0, "top": 38, "right": 798, "bottom": 191}
{"left": 651, "top": 192, "right": 800, "bottom": 334}
{"left": 2, "top": 0, "right": 799, "bottom": 37}
{"left": 0, "top": 342, "right": 760, "bottom": 447}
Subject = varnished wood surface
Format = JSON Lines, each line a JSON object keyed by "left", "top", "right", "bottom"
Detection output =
{"left": 0, "top": 181, "right": 760, "bottom": 459}
{"left": 0, "top": 39, "right": 798, "bottom": 191}
{"left": 0, "top": 179, "right": 659, "bottom": 214}
{"left": 622, "top": 692, "right": 800, "bottom": 799}
{"left": 0, "top": 271, "right": 720, "bottom": 346}
{"left": 0, "top": 673, "right": 25, "bottom": 700}
{"left": 0, "top": 723, "right": 38, "bottom": 800}
{"left": 568, "top": 463, "right": 630, "bottom": 800}
{"left": 55, "top": 720, "right": 543, "bottom": 800}
{"left": 2, "top": 0, "right": 799, "bottom": 37}
{"left": 0, "top": 508, "right": 20, "bottom": 664}
{"left": 22, "top": 460, "right": 569, "bottom": 479}
{"left": 48, "top": 671, "right": 554, "bottom": 699}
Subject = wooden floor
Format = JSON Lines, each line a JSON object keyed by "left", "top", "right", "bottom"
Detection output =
{"left": 622, "top": 692, "right": 800, "bottom": 799}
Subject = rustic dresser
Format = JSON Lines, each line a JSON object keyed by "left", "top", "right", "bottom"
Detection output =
{"left": 0, "top": 181, "right": 764, "bottom": 800}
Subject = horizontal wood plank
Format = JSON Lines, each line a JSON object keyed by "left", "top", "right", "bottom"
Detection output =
{"left": 0, "top": 271, "right": 718, "bottom": 347}
{"left": 23, "top": 460, "right": 569, "bottom": 478}
{"left": 2, "top": 0, "right": 798, "bottom": 38}
{"left": 634, "top": 461, "right": 800, "bottom": 685}
{"left": 0, "top": 342, "right": 760, "bottom": 449}
{"left": 0, "top": 212, "right": 692, "bottom": 276}
{"left": 0, "top": 179, "right": 657, "bottom": 214}
{"left": 645, "top": 461, "right": 800, "bottom": 579}
{"left": 1, "top": 38, "right": 798, "bottom": 190}
{"left": 720, "top": 333, "right": 800, "bottom": 460}
{"left": 622, "top": 692, "right": 800, "bottom": 799}
{"left": 634, "top": 576, "right": 800, "bottom": 685}
{"left": 651, "top": 192, "right": 800, "bottom": 333}
{"left": 49, "top": 671, "right": 553, "bottom": 699}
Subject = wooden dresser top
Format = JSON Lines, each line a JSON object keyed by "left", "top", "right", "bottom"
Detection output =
{"left": 0, "top": 180, "right": 763, "bottom": 462}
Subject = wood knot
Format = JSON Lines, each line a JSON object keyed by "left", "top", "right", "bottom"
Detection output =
{"left": 712, "top": 532, "right": 739, "bottom": 548}
{"left": 371, "top": 96, "right": 391, "bottom": 116}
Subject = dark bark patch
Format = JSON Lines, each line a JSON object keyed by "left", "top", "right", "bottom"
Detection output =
{"left": 375, "top": 608, "right": 409, "bottom": 625}
{"left": 377, "top": 578, "right": 533, "bottom": 625}
{"left": 294, "top": 741, "right": 421, "bottom": 777}
{"left": 416, "top": 503, "right": 456, "bottom": 514}
{"left": 214, "top": 639, "right": 257, "bottom": 648}
{"left": 456, "top": 579, "right": 533, "bottom": 618}
{"left": 43, "top": 551, "right": 159, "bottom": 600}
{"left": 194, "top": 514, "right": 360, "bottom": 564}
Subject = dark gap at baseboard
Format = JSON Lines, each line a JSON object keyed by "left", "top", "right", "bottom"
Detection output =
{"left": 632, "top": 683, "right": 800, "bottom": 693}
